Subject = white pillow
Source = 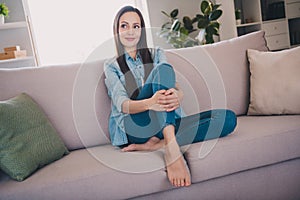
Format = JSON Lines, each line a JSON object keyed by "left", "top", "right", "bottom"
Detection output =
{"left": 247, "top": 47, "right": 300, "bottom": 115}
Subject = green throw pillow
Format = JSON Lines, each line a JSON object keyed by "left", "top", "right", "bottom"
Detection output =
{"left": 0, "top": 93, "right": 69, "bottom": 181}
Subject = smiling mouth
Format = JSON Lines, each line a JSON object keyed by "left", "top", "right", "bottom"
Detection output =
{"left": 125, "top": 38, "right": 136, "bottom": 41}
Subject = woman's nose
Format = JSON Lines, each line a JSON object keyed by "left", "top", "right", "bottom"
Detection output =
{"left": 127, "top": 27, "right": 134, "bottom": 35}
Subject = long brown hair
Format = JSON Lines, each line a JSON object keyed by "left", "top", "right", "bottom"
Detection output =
{"left": 113, "top": 6, "right": 154, "bottom": 99}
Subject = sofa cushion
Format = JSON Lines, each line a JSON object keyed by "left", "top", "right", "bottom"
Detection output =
{"left": 0, "top": 93, "right": 69, "bottom": 181}
{"left": 247, "top": 47, "right": 300, "bottom": 115}
{"left": 0, "top": 146, "right": 173, "bottom": 200}
{"left": 166, "top": 30, "right": 268, "bottom": 116}
{"left": 184, "top": 115, "right": 300, "bottom": 183}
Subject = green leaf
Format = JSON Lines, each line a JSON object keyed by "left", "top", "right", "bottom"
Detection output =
{"left": 180, "top": 27, "right": 189, "bottom": 35}
{"left": 212, "top": 4, "right": 221, "bottom": 11}
{"left": 183, "top": 16, "right": 193, "bottom": 30}
{"left": 197, "top": 17, "right": 209, "bottom": 29}
{"left": 206, "top": 25, "right": 218, "bottom": 35}
{"left": 200, "top": 1, "right": 209, "bottom": 14}
{"left": 192, "top": 17, "right": 198, "bottom": 24}
{"left": 209, "top": 9, "right": 222, "bottom": 21}
{"left": 205, "top": 34, "right": 214, "bottom": 44}
{"left": 210, "top": 22, "right": 220, "bottom": 29}
{"left": 0, "top": 3, "right": 9, "bottom": 17}
{"left": 171, "top": 19, "right": 181, "bottom": 31}
{"left": 170, "top": 9, "right": 179, "bottom": 18}
{"left": 183, "top": 16, "right": 192, "bottom": 25}
{"left": 195, "top": 14, "right": 204, "bottom": 21}
{"left": 202, "top": 1, "right": 212, "bottom": 15}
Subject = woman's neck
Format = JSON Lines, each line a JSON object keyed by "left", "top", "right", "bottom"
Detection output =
{"left": 125, "top": 47, "right": 137, "bottom": 60}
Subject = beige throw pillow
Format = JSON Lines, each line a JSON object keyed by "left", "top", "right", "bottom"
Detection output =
{"left": 247, "top": 47, "right": 300, "bottom": 115}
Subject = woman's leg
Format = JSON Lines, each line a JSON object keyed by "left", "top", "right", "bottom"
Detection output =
{"left": 175, "top": 109, "right": 237, "bottom": 146}
{"left": 124, "top": 63, "right": 176, "bottom": 144}
{"left": 163, "top": 109, "right": 235, "bottom": 187}
{"left": 162, "top": 125, "right": 191, "bottom": 187}
{"left": 123, "top": 63, "right": 191, "bottom": 187}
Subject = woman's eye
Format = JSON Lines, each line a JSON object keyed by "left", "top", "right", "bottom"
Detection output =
{"left": 120, "top": 24, "right": 127, "bottom": 29}
{"left": 134, "top": 25, "right": 140, "bottom": 29}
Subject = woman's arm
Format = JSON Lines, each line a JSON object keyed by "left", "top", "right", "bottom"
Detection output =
{"left": 122, "top": 82, "right": 184, "bottom": 114}
{"left": 122, "top": 90, "right": 167, "bottom": 114}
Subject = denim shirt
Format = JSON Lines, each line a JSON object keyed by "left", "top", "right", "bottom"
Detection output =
{"left": 104, "top": 47, "right": 184, "bottom": 146}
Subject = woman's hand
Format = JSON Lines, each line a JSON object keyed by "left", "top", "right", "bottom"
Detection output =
{"left": 148, "top": 90, "right": 167, "bottom": 111}
{"left": 122, "top": 89, "right": 174, "bottom": 114}
{"left": 124, "top": 84, "right": 183, "bottom": 114}
{"left": 158, "top": 83, "right": 183, "bottom": 112}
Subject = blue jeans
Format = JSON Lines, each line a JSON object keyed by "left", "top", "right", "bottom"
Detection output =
{"left": 124, "top": 63, "right": 237, "bottom": 146}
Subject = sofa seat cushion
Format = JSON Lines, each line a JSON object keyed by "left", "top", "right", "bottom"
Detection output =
{"left": 184, "top": 115, "right": 300, "bottom": 184}
{"left": 0, "top": 145, "right": 174, "bottom": 200}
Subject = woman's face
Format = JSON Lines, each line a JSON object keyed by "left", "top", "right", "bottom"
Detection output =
{"left": 118, "top": 11, "right": 142, "bottom": 52}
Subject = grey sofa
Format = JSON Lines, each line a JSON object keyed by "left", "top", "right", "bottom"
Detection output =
{"left": 0, "top": 30, "right": 299, "bottom": 200}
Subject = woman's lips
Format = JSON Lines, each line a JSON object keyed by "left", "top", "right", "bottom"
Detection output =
{"left": 125, "top": 37, "right": 136, "bottom": 41}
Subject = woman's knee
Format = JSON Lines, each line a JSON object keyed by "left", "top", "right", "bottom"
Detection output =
{"left": 154, "top": 63, "right": 175, "bottom": 81}
{"left": 222, "top": 109, "right": 237, "bottom": 136}
{"left": 151, "top": 63, "right": 176, "bottom": 91}
{"left": 155, "top": 62, "right": 174, "bottom": 73}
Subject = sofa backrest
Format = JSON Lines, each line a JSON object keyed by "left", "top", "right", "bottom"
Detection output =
{"left": 0, "top": 62, "right": 111, "bottom": 150}
{"left": 0, "top": 31, "right": 268, "bottom": 150}
{"left": 165, "top": 30, "right": 268, "bottom": 116}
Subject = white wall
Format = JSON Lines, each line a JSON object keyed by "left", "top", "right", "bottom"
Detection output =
{"left": 146, "top": 0, "right": 202, "bottom": 27}
{"left": 216, "top": 0, "right": 237, "bottom": 40}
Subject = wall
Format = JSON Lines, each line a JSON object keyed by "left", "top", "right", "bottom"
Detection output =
{"left": 216, "top": 0, "right": 237, "bottom": 40}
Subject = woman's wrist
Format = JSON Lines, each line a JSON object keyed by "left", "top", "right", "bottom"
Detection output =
{"left": 144, "top": 98, "right": 154, "bottom": 111}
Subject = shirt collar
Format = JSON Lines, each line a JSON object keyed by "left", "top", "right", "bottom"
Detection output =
{"left": 125, "top": 51, "right": 141, "bottom": 62}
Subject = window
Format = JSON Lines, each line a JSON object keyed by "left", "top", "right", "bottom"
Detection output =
{"left": 27, "top": 0, "right": 136, "bottom": 65}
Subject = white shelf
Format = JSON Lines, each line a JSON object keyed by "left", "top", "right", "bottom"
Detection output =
{"left": 0, "top": 22, "right": 28, "bottom": 30}
{"left": 0, "top": 56, "right": 34, "bottom": 64}
{"left": 0, "top": 0, "right": 38, "bottom": 68}
{"left": 218, "top": 0, "right": 300, "bottom": 51}
{"left": 263, "top": 18, "right": 286, "bottom": 24}
{"left": 237, "top": 22, "right": 261, "bottom": 28}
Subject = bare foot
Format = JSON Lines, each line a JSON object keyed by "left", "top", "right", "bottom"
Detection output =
{"left": 164, "top": 139, "right": 191, "bottom": 187}
{"left": 122, "top": 137, "right": 163, "bottom": 152}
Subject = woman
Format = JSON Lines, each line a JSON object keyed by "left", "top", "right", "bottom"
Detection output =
{"left": 104, "top": 6, "right": 237, "bottom": 187}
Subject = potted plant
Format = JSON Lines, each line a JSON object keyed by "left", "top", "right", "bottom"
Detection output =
{"left": 159, "top": 0, "right": 223, "bottom": 48}
{"left": 235, "top": 9, "right": 241, "bottom": 25}
{"left": 0, "top": 3, "right": 9, "bottom": 24}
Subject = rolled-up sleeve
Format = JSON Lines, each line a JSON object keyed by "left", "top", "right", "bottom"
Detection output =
{"left": 104, "top": 60, "right": 129, "bottom": 113}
